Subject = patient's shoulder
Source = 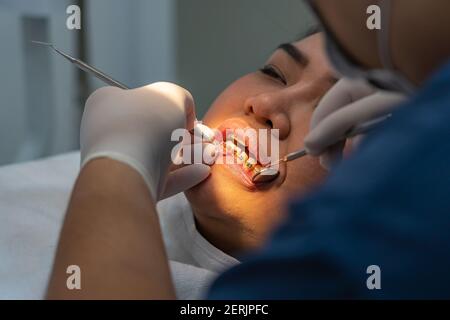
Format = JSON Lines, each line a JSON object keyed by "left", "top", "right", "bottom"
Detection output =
{"left": 157, "top": 193, "right": 199, "bottom": 263}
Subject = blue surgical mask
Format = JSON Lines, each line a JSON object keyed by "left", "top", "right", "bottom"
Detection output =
{"left": 306, "top": 0, "right": 416, "bottom": 95}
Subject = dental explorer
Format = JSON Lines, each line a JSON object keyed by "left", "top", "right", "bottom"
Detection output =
{"left": 252, "top": 113, "right": 392, "bottom": 183}
{"left": 31, "top": 41, "right": 216, "bottom": 142}
{"left": 31, "top": 41, "right": 129, "bottom": 89}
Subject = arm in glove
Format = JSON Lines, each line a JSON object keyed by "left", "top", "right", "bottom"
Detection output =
{"left": 47, "top": 82, "right": 216, "bottom": 299}
{"left": 304, "top": 78, "right": 406, "bottom": 169}
{"left": 80, "top": 82, "right": 215, "bottom": 200}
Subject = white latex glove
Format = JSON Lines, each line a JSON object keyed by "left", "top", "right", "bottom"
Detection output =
{"left": 80, "top": 82, "right": 215, "bottom": 201}
{"left": 304, "top": 78, "right": 406, "bottom": 170}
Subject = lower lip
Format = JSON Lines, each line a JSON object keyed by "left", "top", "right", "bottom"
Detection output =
{"left": 217, "top": 147, "right": 257, "bottom": 189}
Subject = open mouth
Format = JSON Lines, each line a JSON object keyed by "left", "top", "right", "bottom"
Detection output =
{"left": 215, "top": 118, "right": 272, "bottom": 188}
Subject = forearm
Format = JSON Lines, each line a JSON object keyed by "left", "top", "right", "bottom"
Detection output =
{"left": 46, "top": 158, "right": 175, "bottom": 299}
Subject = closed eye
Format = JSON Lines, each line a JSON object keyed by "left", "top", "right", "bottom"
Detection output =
{"left": 259, "top": 64, "right": 287, "bottom": 85}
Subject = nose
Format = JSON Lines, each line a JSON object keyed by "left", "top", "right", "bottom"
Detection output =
{"left": 244, "top": 92, "right": 290, "bottom": 139}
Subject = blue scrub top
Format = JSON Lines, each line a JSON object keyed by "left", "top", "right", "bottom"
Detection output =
{"left": 208, "top": 61, "right": 450, "bottom": 299}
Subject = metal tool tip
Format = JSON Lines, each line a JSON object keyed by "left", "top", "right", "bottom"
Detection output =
{"left": 31, "top": 40, "right": 53, "bottom": 47}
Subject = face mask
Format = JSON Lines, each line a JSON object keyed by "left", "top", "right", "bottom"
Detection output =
{"left": 306, "top": 0, "right": 416, "bottom": 95}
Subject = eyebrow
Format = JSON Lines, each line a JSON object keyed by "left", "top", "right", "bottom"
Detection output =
{"left": 277, "top": 43, "right": 308, "bottom": 66}
{"left": 277, "top": 42, "right": 340, "bottom": 85}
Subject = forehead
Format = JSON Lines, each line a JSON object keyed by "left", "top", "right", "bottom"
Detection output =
{"left": 292, "top": 33, "right": 326, "bottom": 60}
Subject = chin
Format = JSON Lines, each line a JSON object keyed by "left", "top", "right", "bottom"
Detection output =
{"left": 185, "top": 162, "right": 292, "bottom": 248}
{"left": 186, "top": 164, "right": 244, "bottom": 202}
{"left": 185, "top": 164, "right": 256, "bottom": 219}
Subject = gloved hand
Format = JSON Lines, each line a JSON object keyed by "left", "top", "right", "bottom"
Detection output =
{"left": 80, "top": 82, "right": 216, "bottom": 201}
{"left": 304, "top": 78, "right": 406, "bottom": 170}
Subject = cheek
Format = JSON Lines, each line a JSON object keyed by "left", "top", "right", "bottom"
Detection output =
{"left": 202, "top": 75, "right": 260, "bottom": 126}
{"left": 284, "top": 156, "right": 327, "bottom": 197}
{"left": 288, "top": 108, "right": 314, "bottom": 148}
{"left": 283, "top": 110, "right": 327, "bottom": 193}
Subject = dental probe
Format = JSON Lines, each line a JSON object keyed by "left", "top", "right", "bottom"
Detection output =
{"left": 252, "top": 113, "right": 392, "bottom": 183}
{"left": 32, "top": 41, "right": 128, "bottom": 89}
{"left": 32, "top": 41, "right": 216, "bottom": 142}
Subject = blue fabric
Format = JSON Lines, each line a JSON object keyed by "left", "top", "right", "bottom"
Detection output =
{"left": 208, "top": 61, "right": 450, "bottom": 299}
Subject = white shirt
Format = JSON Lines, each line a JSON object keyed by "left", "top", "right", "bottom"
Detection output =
{"left": 158, "top": 193, "right": 239, "bottom": 299}
{"left": 0, "top": 152, "right": 238, "bottom": 299}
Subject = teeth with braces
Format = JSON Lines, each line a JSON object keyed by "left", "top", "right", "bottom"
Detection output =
{"left": 225, "top": 141, "right": 246, "bottom": 163}
{"left": 237, "top": 150, "right": 248, "bottom": 163}
{"left": 230, "top": 134, "right": 259, "bottom": 163}
{"left": 224, "top": 139, "right": 260, "bottom": 172}
{"left": 244, "top": 157, "right": 257, "bottom": 171}
{"left": 225, "top": 140, "right": 239, "bottom": 153}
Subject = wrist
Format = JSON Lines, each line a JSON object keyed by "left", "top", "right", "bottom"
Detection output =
{"left": 78, "top": 158, "right": 154, "bottom": 201}
{"left": 81, "top": 153, "right": 160, "bottom": 200}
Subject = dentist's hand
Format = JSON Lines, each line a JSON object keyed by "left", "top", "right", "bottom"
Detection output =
{"left": 80, "top": 82, "right": 214, "bottom": 201}
{"left": 304, "top": 78, "right": 406, "bottom": 170}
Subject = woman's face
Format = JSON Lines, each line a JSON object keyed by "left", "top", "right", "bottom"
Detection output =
{"left": 185, "top": 33, "right": 337, "bottom": 247}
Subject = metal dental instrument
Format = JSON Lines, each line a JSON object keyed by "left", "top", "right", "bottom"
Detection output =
{"left": 31, "top": 41, "right": 129, "bottom": 89}
{"left": 32, "top": 40, "right": 214, "bottom": 140}
{"left": 252, "top": 113, "right": 392, "bottom": 183}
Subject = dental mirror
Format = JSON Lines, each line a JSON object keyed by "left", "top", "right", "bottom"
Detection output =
{"left": 252, "top": 149, "right": 307, "bottom": 183}
{"left": 252, "top": 113, "right": 392, "bottom": 184}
